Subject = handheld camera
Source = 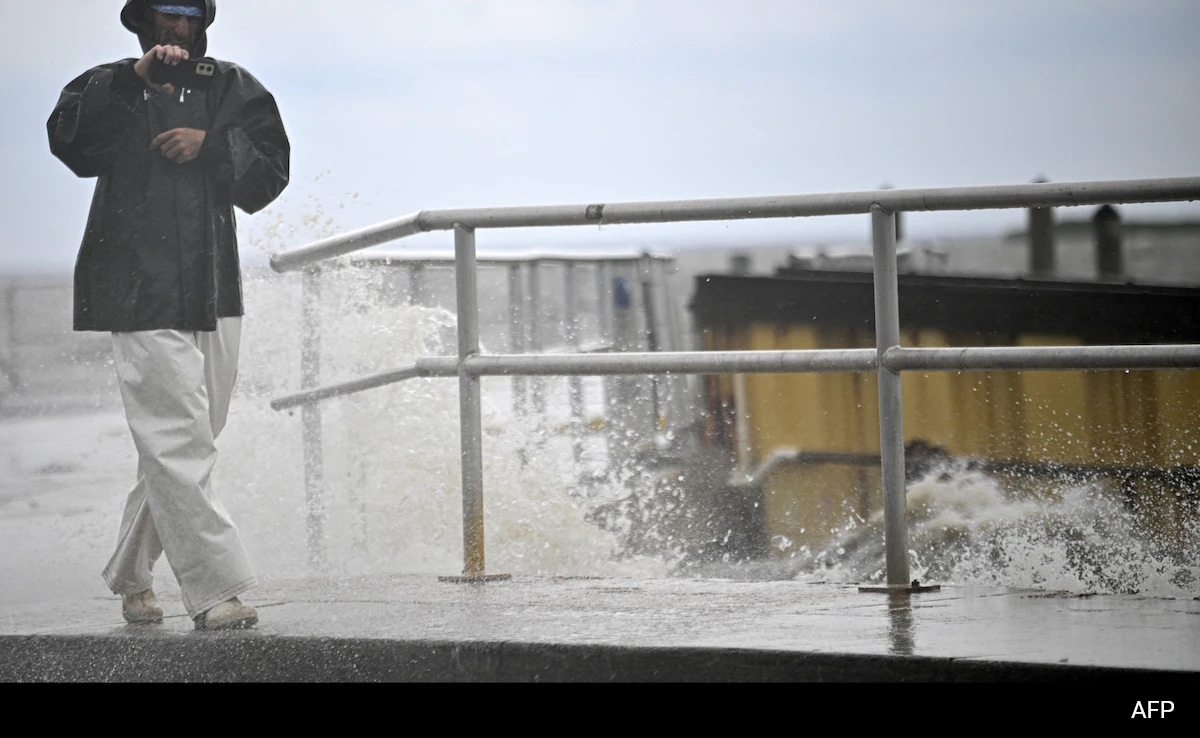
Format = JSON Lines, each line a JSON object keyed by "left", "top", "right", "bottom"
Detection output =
{"left": 148, "top": 56, "right": 218, "bottom": 91}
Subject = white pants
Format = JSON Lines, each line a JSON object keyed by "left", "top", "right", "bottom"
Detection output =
{"left": 102, "top": 317, "right": 257, "bottom": 618}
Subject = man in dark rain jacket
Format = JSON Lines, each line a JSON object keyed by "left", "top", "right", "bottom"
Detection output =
{"left": 47, "top": 0, "right": 289, "bottom": 630}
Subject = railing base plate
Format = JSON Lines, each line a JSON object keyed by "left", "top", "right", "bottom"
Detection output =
{"left": 858, "top": 581, "right": 941, "bottom": 594}
{"left": 438, "top": 573, "right": 513, "bottom": 584}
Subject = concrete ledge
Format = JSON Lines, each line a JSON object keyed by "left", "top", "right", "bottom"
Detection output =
{"left": 2, "top": 635, "right": 1192, "bottom": 683}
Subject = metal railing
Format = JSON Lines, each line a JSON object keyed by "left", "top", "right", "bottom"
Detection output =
{"left": 269, "top": 176, "right": 1200, "bottom": 589}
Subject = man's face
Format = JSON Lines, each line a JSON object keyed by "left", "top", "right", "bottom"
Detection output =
{"left": 151, "top": 10, "right": 203, "bottom": 53}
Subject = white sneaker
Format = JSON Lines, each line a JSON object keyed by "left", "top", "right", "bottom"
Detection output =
{"left": 121, "top": 589, "right": 163, "bottom": 624}
{"left": 194, "top": 597, "right": 258, "bottom": 631}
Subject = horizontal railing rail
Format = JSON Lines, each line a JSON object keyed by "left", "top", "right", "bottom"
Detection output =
{"left": 269, "top": 344, "right": 1200, "bottom": 412}
{"left": 269, "top": 177, "right": 1200, "bottom": 273}
{"left": 268, "top": 175, "right": 1200, "bottom": 589}
{"left": 884, "top": 344, "right": 1200, "bottom": 371}
{"left": 268, "top": 350, "right": 879, "bottom": 411}
{"left": 346, "top": 251, "right": 676, "bottom": 266}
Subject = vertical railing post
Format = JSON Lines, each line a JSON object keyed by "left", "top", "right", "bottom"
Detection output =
{"left": 639, "top": 253, "right": 663, "bottom": 430}
{"left": 1028, "top": 176, "right": 1056, "bottom": 277}
{"left": 507, "top": 262, "right": 527, "bottom": 416}
{"left": 528, "top": 260, "right": 546, "bottom": 414}
{"left": 607, "top": 268, "right": 640, "bottom": 472}
{"left": 300, "top": 266, "right": 326, "bottom": 570}
{"left": 565, "top": 261, "right": 585, "bottom": 464}
{"left": 1094, "top": 204, "right": 1124, "bottom": 279}
{"left": 454, "top": 225, "right": 487, "bottom": 577}
{"left": 653, "top": 257, "right": 684, "bottom": 429}
{"left": 870, "top": 205, "right": 910, "bottom": 588}
{"left": 596, "top": 260, "right": 613, "bottom": 344}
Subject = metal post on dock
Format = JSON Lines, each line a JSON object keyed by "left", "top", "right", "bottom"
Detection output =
{"left": 596, "top": 261, "right": 613, "bottom": 343}
{"left": 507, "top": 262, "right": 528, "bottom": 415}
{"left": 446, "top": 225, "right": 501, "bottom": 581}
{"left": 879, "top": 182, "right": 904, "bottom": 242}
{"left": 565, "top": 262, "right": 585, "bottom": 464}
{"left": 1029, "top": 175, "right": 1056, "bottom": 277}
{"left": 527, "top": 261, "right": 546, "bottom": 414}
{"left": 455, "top": 226, "right": 483, "bottom": 575}
{"left": 639, "top": 253, "right": 663, "bottom": 431}
{"left": 1094, "top": 204, "right": 1124, "bottom": 280}
{"left": 605, "top": 271, "right": 638, "bottom": 471}
{"left": 870, "top": 205, "right": 911, "bottom": 589}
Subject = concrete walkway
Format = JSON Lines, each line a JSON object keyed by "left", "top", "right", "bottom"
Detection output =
{"left": 2, "top": 573, "right": 1198, "bottom": 682}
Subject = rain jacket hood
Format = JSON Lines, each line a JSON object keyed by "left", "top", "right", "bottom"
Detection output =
{"left": 121, "top": 0, "right": 216, "bottom": 56}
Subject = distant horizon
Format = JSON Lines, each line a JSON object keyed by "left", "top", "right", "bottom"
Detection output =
{"left": 7, "top": 206, "right": 1198, "bottom": 280}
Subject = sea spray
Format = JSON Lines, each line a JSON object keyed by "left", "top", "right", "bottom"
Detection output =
{"left": 799, "top": 460, "right": 1199, "bottom": 598}
{"left": 216, "top": 264, "right": 670, "bottom": 581}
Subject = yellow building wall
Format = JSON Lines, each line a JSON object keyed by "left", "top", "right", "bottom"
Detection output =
{"left": 706, "top": 323, "right": 1200, "bottom": 552}
{"left": 733, "top": 323, "right": 882, "bottom": 551}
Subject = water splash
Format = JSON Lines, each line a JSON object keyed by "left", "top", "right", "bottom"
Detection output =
{"left": 217, "top": 265, "right": 669, "bottom": 581}
{"left": 798, "top": 460, "right": 1199, "bottom": 598}
{"left": 219, "top": 263, "right": 1199, "bottom": 596}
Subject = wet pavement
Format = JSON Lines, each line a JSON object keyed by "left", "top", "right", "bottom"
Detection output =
{"left": 1, "top": 572, "right": 1198, "bottom": 682}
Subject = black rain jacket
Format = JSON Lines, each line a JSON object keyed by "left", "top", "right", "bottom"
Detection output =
{"left": 47, "top": 0, "right": 290, "bottom": 332}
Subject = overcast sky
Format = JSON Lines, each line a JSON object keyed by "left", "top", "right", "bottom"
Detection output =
{"left": 4, "top": 0, "right": 1199, "bottom": 274}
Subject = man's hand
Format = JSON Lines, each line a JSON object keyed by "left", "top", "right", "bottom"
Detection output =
{"left": 134, "top": 44, "right": 189, "bottom": 95}
{"left": 152, "top": 128, "right": 206, "bottom": 163}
